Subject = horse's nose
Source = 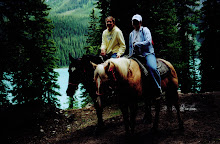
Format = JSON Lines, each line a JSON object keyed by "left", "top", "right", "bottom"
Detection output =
{"left": 66, "top": 88, "right": 71, "bottom": 96}
{"left": 66, "top": 84, "right": 79, "bottom": 96}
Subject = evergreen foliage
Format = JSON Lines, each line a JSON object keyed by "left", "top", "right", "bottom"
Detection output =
{"left": 0, "top": 0, "right": 60, "bottom": 106}
{"left": 2, "top": 0, "right": 218, "bottom": 110}
{"left": 46, "top": 0, "right": 97, "bottom": 67}
{"left": 174, "top": 0, "right": 201, "bottom": 93}
{"left": 199, "top": 0, "right": 220, "bottom": 92}
{"left": 85, "top": 8, "right": 101, "bottom": 55}
{"left": 50, "top": 14, "right": 88, "bottom": 66}
{"left": 88, "top": 0, "right": 202, "bottom": 93}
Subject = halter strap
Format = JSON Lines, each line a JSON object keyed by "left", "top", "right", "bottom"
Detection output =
{"left": 68, "top": 83, "right": 78, "bottom": 86}
{"left": 109, "top": 68, "right": 117, "bottom": 81}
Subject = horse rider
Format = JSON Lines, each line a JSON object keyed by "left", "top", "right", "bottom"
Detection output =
{"left": 100, "top": 16, "right": 126, "bottom": 59}
{"left": 129, "top": 14, "right": 162, "bottom": 98}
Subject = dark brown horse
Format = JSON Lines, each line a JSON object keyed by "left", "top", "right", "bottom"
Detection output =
{"left": 66, "top": 54, "right": 105, "bottom": 130}
{"left": 91, "top": 57, "right": 184, "bottom": 134}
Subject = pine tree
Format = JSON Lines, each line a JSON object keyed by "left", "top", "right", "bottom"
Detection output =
{"left": 0, "top": 0, "right": 60, "bottom": 106}
{"left": 174, "top": 0, "right": 200, "bottom": 93}
{"left": 149, "top": 0, "right": 182, "bottom": 74}
{"left": 88, "top": 0, "right": 204, "bottom": 93}
{"left": 85, "top": 8, "right": 101, "bottom": 55}
{"left": 199, "top": 0, "right": 220, "bottom": 92}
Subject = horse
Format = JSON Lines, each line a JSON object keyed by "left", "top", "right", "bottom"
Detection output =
{"left": 66, "top": 54, "right": 105, "bottom": 130}
{"left": 91, "top": 57, "right": 184, "bottom": 134}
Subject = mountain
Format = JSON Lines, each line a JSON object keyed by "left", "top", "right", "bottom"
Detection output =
{"left": 45, "top": 0, "right": 98, "bottom": 67}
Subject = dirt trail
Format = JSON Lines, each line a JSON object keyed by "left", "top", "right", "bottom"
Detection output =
{"left": 8, "top": 92, "right": 220, "bottom": 144}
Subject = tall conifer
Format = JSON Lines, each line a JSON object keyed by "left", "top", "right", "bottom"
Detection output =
{"left": 0, "top": 0, "right": 60, "bottom": 106}
{"left": 199, "top": 0, "right": 220, "bottom": 92}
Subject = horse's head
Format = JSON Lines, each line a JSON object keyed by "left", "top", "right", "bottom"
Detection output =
{"left": 66, "top": 54, "right": 83, "bottom": 97}
{"left": 91, "top": 60, "right": 116, "bottom": 96}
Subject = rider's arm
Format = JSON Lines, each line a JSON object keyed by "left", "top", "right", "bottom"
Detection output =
{"left": 100, "top": 31, "right": 107, "bottom": 53}
{"left": 134, "top": 27, "right": 152, "bottom": 48}
{"left": 129, "top": 32, "right": 134, "bottom": 56}
{"left": 116, "top": 30, "right": 126, "bottom": 57}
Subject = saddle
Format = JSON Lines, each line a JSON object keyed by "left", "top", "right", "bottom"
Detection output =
{"left": 130, "top": 55, "right": 170, "bottom": 79}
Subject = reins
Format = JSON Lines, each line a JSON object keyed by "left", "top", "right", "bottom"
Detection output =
{"left": 68, "top": 82, "right": 78, "bottom": 86}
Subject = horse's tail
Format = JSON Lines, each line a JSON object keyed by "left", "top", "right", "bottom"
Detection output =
{"left": 157, "top": 59, "right": 184, "bottom": 130}
{"left": 158, "top": 58, "right": 178, "bottom": 88}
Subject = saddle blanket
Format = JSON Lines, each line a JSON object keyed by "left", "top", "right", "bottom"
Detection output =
{"left": 130, "top": 56, "right": 170, "bottom": 79}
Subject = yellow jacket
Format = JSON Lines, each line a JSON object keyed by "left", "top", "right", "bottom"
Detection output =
{"left": 101, "top": 26, "right": 126, "bottom": 56}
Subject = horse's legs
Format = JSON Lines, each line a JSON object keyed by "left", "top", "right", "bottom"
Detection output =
{"left": 165, "top": 91, "right": 173, "bottom": 119}
{"left": 152, "top": 98, "right": 161, "bottom": 131}
{"left": 174, "top": 103, "right": 184, "bottom": 130}
{"left": 120, "top": 104, "right": 130, "bottom": 134}
{"left": 172, "top": 90, "right": 184, "bottom": 130}
{"left": 172, "top": 91, "right": 184, "bottom": 130}
{"left": 143, "top": 98, "right": 152, "bottom": 124}
{"left": 166, "top": 84, "right": 184, "bottom": 130}
{"left": 93, "top": 99, "right": 104, "bottom": 128}
{"left": 129, "top": 103, "right": 137, "bottom": 134}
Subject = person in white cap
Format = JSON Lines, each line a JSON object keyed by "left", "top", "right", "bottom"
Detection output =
{"left": 129, "top": 14, "right": 162, "bottom": 97}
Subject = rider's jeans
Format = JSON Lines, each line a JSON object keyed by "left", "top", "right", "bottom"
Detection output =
{"left": 145, "top": 53, "right": 161, "bottom": 90}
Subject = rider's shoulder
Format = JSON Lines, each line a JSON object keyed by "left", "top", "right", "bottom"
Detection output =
{"left": 142, "top": 26, "right": 150, "bottom": 32}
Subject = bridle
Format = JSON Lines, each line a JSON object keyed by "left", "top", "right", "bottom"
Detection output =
{"left": 68, "top": 82, "right": 78, "bottom": 86}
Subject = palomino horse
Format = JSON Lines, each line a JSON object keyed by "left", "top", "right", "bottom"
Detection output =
{"left": 66, "top": 54, "right": 105, "bottom": 130}
{"left": 91, "top": 57, "right": 184, "bottom": 134}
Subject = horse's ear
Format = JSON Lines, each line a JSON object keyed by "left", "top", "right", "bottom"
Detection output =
{"left": 69, "top": 53, "right": 74, "bottom": 62}
{"left": 90, "top": 61, "right": 97, "bottom": 69}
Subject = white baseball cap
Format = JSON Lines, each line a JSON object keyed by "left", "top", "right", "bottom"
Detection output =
{"left": 132, "top": 14, "right": 142, "bottom": 22}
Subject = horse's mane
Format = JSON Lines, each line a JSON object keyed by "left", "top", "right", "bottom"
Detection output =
{"left": 105, "top": 58, "right": 131, "bottom": 80}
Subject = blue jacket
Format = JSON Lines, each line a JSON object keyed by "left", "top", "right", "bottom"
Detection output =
{"left": 129, "top": 26, "right": 154, "bottom": 57}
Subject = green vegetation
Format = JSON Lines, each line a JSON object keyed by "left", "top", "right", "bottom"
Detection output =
{"left": 199, "top": 0, "right": 220, "bottom": 92}
{"left": 46, "top": 0, "right": 98, "bottom": 67}
{"left": 0, "top": 0, "right": 219, "bottom": 111}
{"left": 0, "top": 0, "right": 60, "bottom": 107}
{"left": 87, "top": 0, "right": 220, "bottom": 93}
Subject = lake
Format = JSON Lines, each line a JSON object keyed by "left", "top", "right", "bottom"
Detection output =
{"left": 5, "top": 58, "right": 201, "bottom": 109}
{"left": 54, "top": 68, "right": 85, "bottom": 109}
{"left": 54, "top": 68, "right": 69, "bottom": 109}
{"left": 54, "top": 58, "right": 202, "bottom": 109}
{"left": 5, "top": 68, "right": 84, "bottom": 110}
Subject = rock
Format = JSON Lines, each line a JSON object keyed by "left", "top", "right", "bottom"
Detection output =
{"left": 66, "top": 125, "right": 71, "bottom": 131}
{"left": 85, "top": 103, "right": 93, "bottom": 109}
{"left": 54, "top": 119, "right": 59, "bottom": 123}
{"left": 67, "top": 114, "right": 75, "bottom": 122}
{"left": 40, "top": 129, "right": 44, "bottom": 133}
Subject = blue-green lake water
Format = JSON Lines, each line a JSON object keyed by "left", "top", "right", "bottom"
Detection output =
{"left": 54, "top": 68, "right": 69, "bottom": 109}
{"left": 54, "top": 68, "right": 85, "bottom": 109}
{"left": 5, "top": 58, "right": 201, "bottom": 109}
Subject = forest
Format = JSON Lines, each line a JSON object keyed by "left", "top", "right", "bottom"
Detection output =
{"left": 46, "top": 0, "right": 220, "bottom": 95}
{"left": 0, "top": 0, "right": 220, "bottom": 143}
{"left": 0, "top": 0, "right": 219, "bottom": 109}
{"left": 46, "top": 0, "right": 97, "bottom": 66}
{"left": 50, "top": 0, "right": 220, "bottom": 94}
{"left": 0, "top": 0, "right": 219, "bottom": 108}
{"left": 85, "top": 0, "right": 220, "bottom": 94}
